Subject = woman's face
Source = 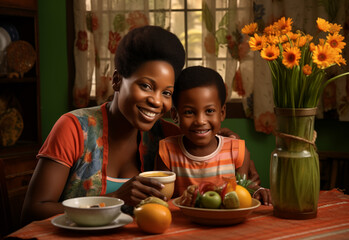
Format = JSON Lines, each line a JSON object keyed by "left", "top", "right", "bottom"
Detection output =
{"left": 176, "top": 85, "right": 226, "bottom": 149}
{"left": 117, "top": 60, "right": 175, "bottom": 131}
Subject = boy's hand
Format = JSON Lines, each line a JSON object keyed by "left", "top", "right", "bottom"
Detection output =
{"left": 252, "top": 187, "right": 272, "bottom": 206}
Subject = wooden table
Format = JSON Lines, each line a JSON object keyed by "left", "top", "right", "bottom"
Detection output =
{"left": 5, "top": 190, "right": 349, "bottom": 240}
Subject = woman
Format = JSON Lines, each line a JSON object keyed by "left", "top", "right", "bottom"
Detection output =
{"left": 21, "top": 26, "right": 185, "bottom": 225}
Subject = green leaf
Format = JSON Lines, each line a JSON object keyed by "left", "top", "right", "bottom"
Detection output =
{"left": 216, "top": 27, "right": 228, "bottom": 45}
{"left": 203, "top": 2, "right": 215, "bottom": 33}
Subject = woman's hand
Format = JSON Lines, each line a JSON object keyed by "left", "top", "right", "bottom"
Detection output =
{"left": 112, "top": 176, "right": 166, "bottom": 206}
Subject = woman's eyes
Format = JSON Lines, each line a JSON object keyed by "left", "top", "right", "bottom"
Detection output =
{"left": 139, "top": 83, "right": 172, "bottom": 98}
{"left": 139, "top": 83, "right": 152, "bottom": 91}
{"left": 162, "top": 91, "right": 172, "bottom": 98}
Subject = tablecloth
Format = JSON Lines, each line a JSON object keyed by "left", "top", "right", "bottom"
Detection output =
{"left": 6, "top": 189, "right": 349, "bottom": 240}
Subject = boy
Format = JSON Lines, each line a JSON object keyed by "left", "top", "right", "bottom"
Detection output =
{"left": 156, "top": 66, "right": 251, "bottom": 196}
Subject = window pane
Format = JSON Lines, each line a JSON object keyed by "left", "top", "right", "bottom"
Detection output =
{"left": 170, "top": 12, "right": 186, "bottom": 51}
{"left": 171, "top": 0, "right": 184, "bottom": 9}
{"left": 187, "top": 60, "right": 203, "bottom": 67}
{"left": 187, "top": 11, "right": 202, "bottom": 59}
{"left": 187, "top": 0, "right": 202, "bottom": 9}
{"left": 216, "top": 0, "right": 229, "bottom": 9}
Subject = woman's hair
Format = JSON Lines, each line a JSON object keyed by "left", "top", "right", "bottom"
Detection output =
{"left": 172, "top": 66, "right": 227, "bottom": 107}
{"left": 115, "top": 25, "right": 185, "bottom": 79}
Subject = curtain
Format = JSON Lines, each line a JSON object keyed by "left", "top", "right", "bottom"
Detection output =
{"left": 72, "top": 0, "right": 171, "bottom": 107}
{"left": 201, "top": 0, "right": 254, "bottom": 102}
{"left": 242, "top": 0, "right": 349, "bottom": 134}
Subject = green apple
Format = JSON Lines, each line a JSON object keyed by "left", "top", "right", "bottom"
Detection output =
{"left": 200, "top": 191, "right": 222, "bottom": 209}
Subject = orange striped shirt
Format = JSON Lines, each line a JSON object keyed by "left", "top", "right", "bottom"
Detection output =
{"left": 158, "top": 135, "right": 245, "bottom": 197}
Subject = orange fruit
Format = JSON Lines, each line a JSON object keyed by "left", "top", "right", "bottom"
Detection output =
{"left": 134, "top": 203, "right": 172, "bottom": 234}
{"left": 235, "top": 185, "right": 252, "bottom": 208}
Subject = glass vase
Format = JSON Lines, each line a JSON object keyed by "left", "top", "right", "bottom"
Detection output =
{"left": 270, "top": 108, "right": 320, "bottom": 219}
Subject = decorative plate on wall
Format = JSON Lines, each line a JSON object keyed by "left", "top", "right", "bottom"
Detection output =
{"left": 0, "top": 108, "right": 24, "bottom": 146}
{"left": 6, "top": 40, "right": 36, "bottom": 77}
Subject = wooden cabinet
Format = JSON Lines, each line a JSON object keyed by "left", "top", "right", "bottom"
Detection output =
{"left": 0, "top": 0, "right": 40, "bottom": 236}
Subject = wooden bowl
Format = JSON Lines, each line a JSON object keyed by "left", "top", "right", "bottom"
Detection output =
{"left": 172, "top": 197, "right": 261, "bottom": 226}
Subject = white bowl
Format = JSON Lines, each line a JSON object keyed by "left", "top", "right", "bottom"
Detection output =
{"left": 62, "top": 196, "right": 124, "bottom": 227}
{"left": 139, "top": 171, "right": 176, "bottom": 200}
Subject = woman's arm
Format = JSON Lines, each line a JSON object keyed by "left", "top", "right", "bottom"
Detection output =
{"left": 21, "top": 158, "right": 70, "bottom": 226}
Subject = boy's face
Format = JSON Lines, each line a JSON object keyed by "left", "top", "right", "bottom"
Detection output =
{"left": 175, "top": 85, "right": 226, "bottom": 149}
{"left": 117, "top": 60, "right": 175, "bottom": 131}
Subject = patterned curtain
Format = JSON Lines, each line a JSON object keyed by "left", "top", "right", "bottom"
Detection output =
{"left": 240, "top": 0, "right": 349, "bottom": 134}
{"left": 201, "top": 0, "right": 254, "bottom": 101}
{"left": 72, "top": 0, "right": 171, "bottom": 107}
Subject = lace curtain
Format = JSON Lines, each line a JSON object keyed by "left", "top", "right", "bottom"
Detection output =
{"left": 72, "top": 0, "right": 170, "bottom": 107}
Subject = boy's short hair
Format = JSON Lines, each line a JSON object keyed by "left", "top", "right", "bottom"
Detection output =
{"left": 115, "top": 25, "right": 185, "bottom": 80}
{"left": 172, "top": 66, "right": 227, "bottom": 107}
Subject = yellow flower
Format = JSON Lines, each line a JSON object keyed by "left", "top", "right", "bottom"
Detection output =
{"left": 316, "top": 18, "right": 330, "bottom": 32}
{"left": 282, "top": 42, "right": 291, "bottom": 49}
{"left": 282, "top": 47, "right": 301, "bottom": 68}
{"left": 326, "top": 32, "right": 346, "bottom": 53}
{"left": 297, "top": 36, "right": 307, "bottom": 47}
{"left": 302, "top": 64, "right": 312, "bottom": 75}
{"left": 309, "top": 42, "right": 316, "bottom": 52}
{"left": 248, "top": 33, "right": 267, "bottom": 51}
{"left": 328, "top": 23, "right": 342, "bottom": 34}
{"left": 264, "top": 25, "right": 277, "bottom": 35}
{"left": 312, "top": 44, "right": 336, "bottom": 69}
{"left": 242, "top": 23, "right": 258, "bottom": 35}
{"left": 266, "top": 35, "right": 279, "bottom": 45}
{"left": 274, "top": 17, "right": 293, "bottom": 34}
{"left": 335, "top": 55, "right": 346, "bottom": 66}
{"left": 261, "top": 45, "right": 280, "bottom": 61}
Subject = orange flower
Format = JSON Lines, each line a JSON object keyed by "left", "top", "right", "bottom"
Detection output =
{"left": 96, "top": 137, "right": 103, "bottom": 147}
{"left": 282, "top": 47, "right": 301, "bottom": 68}
{"left": 312, "top": 44, "right": 336, "bottom": 69}
{"left": 274, "top": 17, "right": 293, "bottom": 34}
{"left": 88, "top": 116, "right": 97, "bottom": 126}
{"left": 83, "top": 179, "right": 92, "bottom": 191}
{"left": 335, "top": 55, "right": 347, "bottom": 66}
{"left": 316, "top": 18, "right": 330, "bottom": 32}
{"left": 261, "top": 45, "right": 280, "bottom": 61}
{"left": 248, "top": 33, "right": 266, "bottom": 51}
{"left": 84, "top": 151, "right": 92, "bottom": 163}
{"left": 302, "top": 64, "right": 312, "bottom": 75}
{"left": 326, "top": 32, "right": 346, "bottom": 53}
{"left": 328, "top": 23, "right": 342, "bottom": 34}
{"left": 241, "top": 22, "right": 257, "bottom": 35}
{"left": 309, "top": 42, "right": 316, "bottom": 52}
{"left": 297, "top": 36, "right": 307, "bottom": 47}
{"left": 264, "top": 25, "right": 277, "bottom": 35}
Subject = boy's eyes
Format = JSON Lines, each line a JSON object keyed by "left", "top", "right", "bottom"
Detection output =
{"left": 182, "top": 108, "right": 215, "bottom": 115}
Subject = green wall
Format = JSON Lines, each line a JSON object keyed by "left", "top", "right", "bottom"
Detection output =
{"left": 37, "top": 0, "right": 349, "bottom": 188}
{"left": 38, "top": 0, "right": 69, "bottom": 139}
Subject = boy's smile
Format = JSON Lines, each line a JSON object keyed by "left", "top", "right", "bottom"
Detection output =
{"left": 176, "top": 85, "right": 226, "bottom": 156}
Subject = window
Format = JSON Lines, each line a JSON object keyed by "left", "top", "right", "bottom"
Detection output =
{"left": 68, "top": 0, "right": 245, "bottom": 117}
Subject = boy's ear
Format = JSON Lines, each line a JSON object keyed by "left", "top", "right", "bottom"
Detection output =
{"left": 170, "top": 107, "right": 179, "bottom": 124}
{"left": 220, "top": 104, "right": 226, "bottom": 121}
{"left": 112, "top": 70, "right": 122, "bottom": 91}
